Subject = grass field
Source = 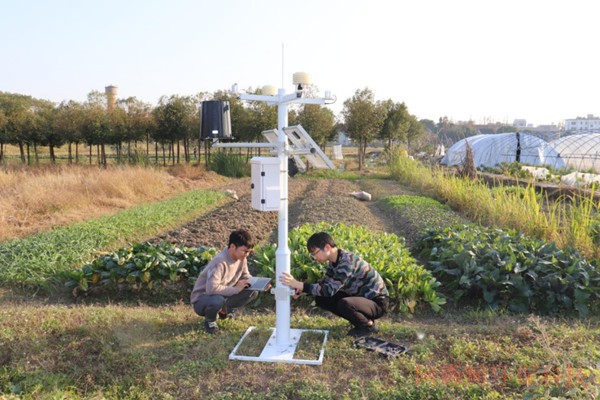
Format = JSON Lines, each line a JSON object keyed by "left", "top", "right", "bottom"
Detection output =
{"left": 1, "top": 299, "right": 598, "bottom": 399}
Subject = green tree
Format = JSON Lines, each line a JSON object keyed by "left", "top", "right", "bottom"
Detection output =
{"left": 379, "top": 100, "right": 425, "bottom": 151}
{"left": 81, "top": 91, "right": 110, "bottom": 166}
{"left": 153, "top": 95, "right": 198, "bottom": 165}
{"left": 380, "top": 100, "right": 409, "bottom": 149}
{"left": 405, "top": 114, "right": 425, "bottom": 150}
{"left": 37, "top": 102, "right": 65, "bottom": 163}
{"left": 0, "top": 93, "right": 42, "bottom": 163}
{"left": 54, "top": 100, "right": 85, "bottom": 163}
{"left": 420, "top": 119, "right": 436, "bottom": 134}
{"left": 297, "top": 104, "right": 336, "bottom": 148}
{"left": 436, "top": 116, "right": 478, "bottom": 146}
{"left": 342, "top": 88, "right": 386, "bottom": 170}
{"left": 245, "top": 96, "right": 278, "bottom": 142}
{"left": 107, "top": 106, "right": 128, "bottom": 162}
{"left": 116, "top": 97, "right": 155, "bottom": 163}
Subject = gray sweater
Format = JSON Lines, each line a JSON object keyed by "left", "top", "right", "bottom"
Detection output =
{"left": 190, "top": 247, "right": 251, "bottom": 304}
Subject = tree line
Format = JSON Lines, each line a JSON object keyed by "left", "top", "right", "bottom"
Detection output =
{"left": 0, "top": 87, "right": 451, "bottom": 169}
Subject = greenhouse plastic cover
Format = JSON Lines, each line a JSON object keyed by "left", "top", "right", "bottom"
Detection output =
{"left": 549, "top": 134, "right": 600, "bottom": 173}
{"left": 441, "top": 133, "right": 566, "bottom": 169}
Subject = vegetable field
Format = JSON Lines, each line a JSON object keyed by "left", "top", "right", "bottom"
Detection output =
{"left": 1, "top": 173, "right": 599, "bottom": 399}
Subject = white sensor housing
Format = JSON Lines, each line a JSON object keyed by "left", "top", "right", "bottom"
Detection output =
{"left": 262, "top": 85, "right": 278, "bottom": 96}
{"left": 292, "top": 72, "right": 312, "bottom": 85}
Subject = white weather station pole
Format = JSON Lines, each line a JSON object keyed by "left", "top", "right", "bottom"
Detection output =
{"left": 223, "top": 72, "right": 335, "bottom": 364}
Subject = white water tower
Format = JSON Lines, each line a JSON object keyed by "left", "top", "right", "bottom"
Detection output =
{"left": 105, "top": 85, "right": 118, "bottom": 111}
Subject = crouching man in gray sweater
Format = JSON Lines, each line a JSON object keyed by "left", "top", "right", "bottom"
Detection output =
{"left": 191, "top": 229, "right": 258, "bottom": 334}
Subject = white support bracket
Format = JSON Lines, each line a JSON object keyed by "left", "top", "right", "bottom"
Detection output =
{"left": 229, "top": 327, "right": 328, "bottom": 365}
{"left": 271, "top": 285, "right": 293, "bottom": 301}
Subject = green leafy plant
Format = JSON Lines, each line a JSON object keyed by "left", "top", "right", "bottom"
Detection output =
{"left": 64, "top": 242, "right": 217, "bottom": 295}
{"left": 481, "top": 162, "right": 532, "bottom": 179}
{"left": 415, "top": 224, "right": 600, "bottom": 316}
{"left": 254, "top": 222, "right": 445, "bottom": 314}
{"left": 380, "top": 195, "right": 468, "bottom": 234}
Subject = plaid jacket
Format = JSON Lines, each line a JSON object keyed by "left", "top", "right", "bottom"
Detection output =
{"left": 305, "top": 249, "right": 389, "bottom": 299}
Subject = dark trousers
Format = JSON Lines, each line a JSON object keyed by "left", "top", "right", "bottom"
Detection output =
{"left": 315, "top": 291, "right": 388, "bottom": 328}
{"left": 193, "top": 290, "right": 258, "bottom": 322}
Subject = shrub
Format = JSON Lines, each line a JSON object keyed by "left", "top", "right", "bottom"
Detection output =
{"left": 253, "top": 222, "right": 445, "bottom": 314}
{"left": 209, "top": 152, "right": 249, "bottom": 177}
{"left": 415, "top": 224, "right": 600, "bottom": 316}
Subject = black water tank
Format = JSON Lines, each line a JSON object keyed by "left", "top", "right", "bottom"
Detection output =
{"left": 200, "top": 101, "right": 232, "bottom": 139}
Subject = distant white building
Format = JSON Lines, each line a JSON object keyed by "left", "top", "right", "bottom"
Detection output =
{"left": 564, "top": 114, "right": 600, "bottom": 134}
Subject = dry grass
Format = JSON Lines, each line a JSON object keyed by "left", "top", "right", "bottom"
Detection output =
{"left": 0, "top": 164, "right": 228, "bottom": 242}
{"left": 388, "top": 149, "right": 600, "bottom": 261}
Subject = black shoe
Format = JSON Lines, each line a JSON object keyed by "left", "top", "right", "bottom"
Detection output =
{"left": 218, "top": 309, "right": 235, "bottom": 320}
{"left": 347, "top": 321, "right": 378, "bottom": 338}
{"left": 204, "top": 320, "right": 218, "bottom": 334}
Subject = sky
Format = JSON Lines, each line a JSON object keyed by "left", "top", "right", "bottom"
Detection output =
{"left": 1, "top": 0, "right": 599, "bottom": 126}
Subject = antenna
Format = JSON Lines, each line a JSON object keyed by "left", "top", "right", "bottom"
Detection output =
{"left": 281, "top": 43, "right": 284, "bottom": 88}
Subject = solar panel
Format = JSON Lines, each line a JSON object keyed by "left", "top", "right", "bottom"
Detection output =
{"left": 261, "top": 129, "right": 307, "bottom": 171}
{"left": 283, "top": 125, "right": 334, "bottom": 169}
{"left": 260, "top": 125, "right": 334, "bottom": 169}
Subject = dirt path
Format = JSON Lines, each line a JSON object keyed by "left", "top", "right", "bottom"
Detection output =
{"left": 150, "top": 177, "right": 422, "bottom": 249}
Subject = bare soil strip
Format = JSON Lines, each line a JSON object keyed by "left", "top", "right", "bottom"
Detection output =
{"left": 151, "top": 177, "right": 424, "bottom": 249}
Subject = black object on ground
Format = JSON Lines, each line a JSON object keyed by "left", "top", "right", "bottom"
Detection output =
{"left": 353, "top": 336, "right": 409, "bottom": 357}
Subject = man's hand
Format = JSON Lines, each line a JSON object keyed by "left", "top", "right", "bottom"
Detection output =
{"left": 235, "top": 279, "right": 249, "bottom": 290}
{"left": 280, "top": 272, "right": 303, "bottom": 292}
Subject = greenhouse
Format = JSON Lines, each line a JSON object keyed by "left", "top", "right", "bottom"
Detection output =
{"left": 549, "top": 134, "right": 600, "bottom": 173}
{"left": 440, "top": 132, "right": 565, "bottom": 169}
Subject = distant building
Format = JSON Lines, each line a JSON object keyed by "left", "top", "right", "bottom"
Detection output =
{"left": 564, "top": 114, "right": 600, "bottom": 134}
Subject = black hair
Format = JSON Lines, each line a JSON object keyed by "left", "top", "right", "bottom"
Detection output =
{"left": 306, "top": 232, "right": 336, "bottom": 252}
{"left": 228, "top": 229, "right": 254, "bottom": 249}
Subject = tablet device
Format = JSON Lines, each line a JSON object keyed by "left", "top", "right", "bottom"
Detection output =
{"left": 246, "top": 277, "right": 271, "bottom": 291}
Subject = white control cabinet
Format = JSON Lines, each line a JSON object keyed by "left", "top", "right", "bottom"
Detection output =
{"left": 251, "top": 157, "right": 280, "bottom": 211}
